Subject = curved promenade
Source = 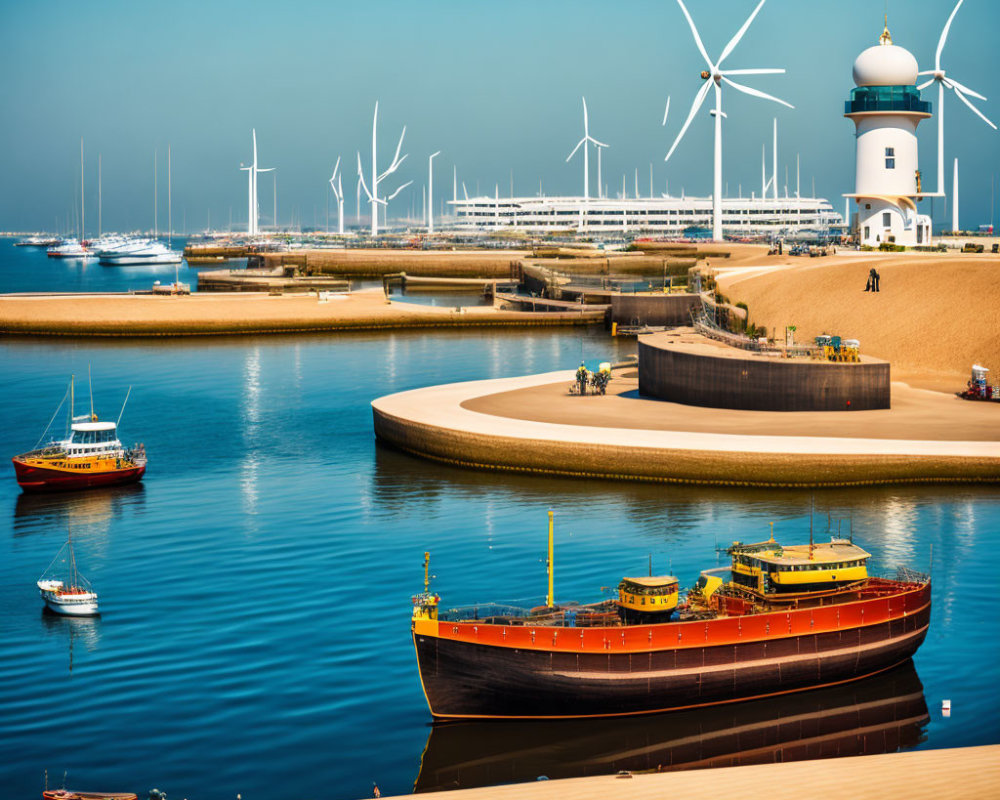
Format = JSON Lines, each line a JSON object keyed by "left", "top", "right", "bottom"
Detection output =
{"left": 371, "top": 371, "right": 1000, "bottom": 488}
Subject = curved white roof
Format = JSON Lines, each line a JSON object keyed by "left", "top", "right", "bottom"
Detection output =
{"left": 853, "top": 43, "right": 918, "bottom": 87}
{"left": 71, "top": 421, "right": 117, "bottom": 431}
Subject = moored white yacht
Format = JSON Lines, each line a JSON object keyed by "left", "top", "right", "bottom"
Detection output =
{"left": 37, "top": 534, "right": 99, "bottom": 616}
{"left": 99, "top": 238, "right": 183, "bottom": 266}
{"left": 47, "top": 239, "right": 95, "bottom": 259}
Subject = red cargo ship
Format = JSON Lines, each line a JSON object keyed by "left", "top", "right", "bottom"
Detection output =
{"left": 411, "top": 515, "right": 931, "bottom": 719}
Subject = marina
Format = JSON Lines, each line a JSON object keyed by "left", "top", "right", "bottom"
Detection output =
{"left": 1, "top": 0, "right": 999, "bottom": 796}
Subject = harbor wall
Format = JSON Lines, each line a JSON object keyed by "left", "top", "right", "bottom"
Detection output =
{"left": 638, "top": 339, "right": 891, "bottom": 411}
{"left": 611, "top": 294, "right": 701, "bottom": 326}
{"left": 371, "top": 407, "right": 997, "bottom": 488}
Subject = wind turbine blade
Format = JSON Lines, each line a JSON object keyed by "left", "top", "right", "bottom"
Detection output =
{"left": 430, "top": 150, "right": 441, "bottom": 159}
{"left": 394, "top": 127, "right": 407, "bottom": 163}
{"left": 586, "top": 136, "right": 610, "bottom": 148}
{"left": 721, "top": 68, "right": 786, "bottom": 75}
{"left": 385, "top": 180, "right": 413, "bottom": 202}
{"left": 917, "top": 79, "right": 936, "bottom": 91}
{"left": 357, "top": 152, "right": 375, "bottom": 202}
{"left": 582, "top": 96, "right": 589, "bottom": 136}
{"left": 951, "top": 86, "right": 998, "bottom": 130}
{"left": 721, "top": 76, "right": 794, "bottom": 109}
{"left": 257, "top": 168, "right": 274, "bottom": 174}
{"left": 664, "top": 80, "right": 712, "bottom": 163}
{"left": 717, "top": 0, "right": 767, "bottom": 67}
{"left": 936, "top": 0, "right": 964, "bottom": 72}
{"left": 944, "top": 77, "right": 987, "bottom": 102}
{"left": 675, "top": 0, "right": 713, "bottom": 68}
{"left": 662, "top": 96, "right": 671, "bottom": 126}
{"left": 332, "top": 156, "right": 341, "bottom": 180}
{"left": 566, "top": 138, "right": 586, "bottom": 162}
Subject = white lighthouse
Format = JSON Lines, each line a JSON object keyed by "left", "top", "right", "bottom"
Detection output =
{"left": 845, "top": 22, "right": 936, "bottom": 247}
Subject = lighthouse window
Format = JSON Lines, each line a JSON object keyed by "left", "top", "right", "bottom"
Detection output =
{"left": 885, "top": 147, "right": 895, "bottom": 169}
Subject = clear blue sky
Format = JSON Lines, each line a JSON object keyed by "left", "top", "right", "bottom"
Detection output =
{"left": 1, "top": 0, "right": 998, "bottom": 233}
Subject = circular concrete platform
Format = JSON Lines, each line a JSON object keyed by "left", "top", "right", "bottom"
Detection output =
{"left": 371, "top": 371, "right": 1000, "bottom": 488}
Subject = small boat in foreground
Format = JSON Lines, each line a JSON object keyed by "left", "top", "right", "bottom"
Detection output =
{"left": 37, "top": 533, "right": 99, "bottom": 616}
{"left": 43, "top": 791, "right": 137, "bottom": 800}
{"left": 411, "top": 515, "right": 931, "bottom": 719}
{"left": 12, "top": 375, "right": 146, "bottom": 493}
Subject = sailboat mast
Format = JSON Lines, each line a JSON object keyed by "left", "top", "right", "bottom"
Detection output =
{"left": 80, "top": 138, "right": 85, "bottom": 241}
{"left": 98, "top": 154, "right": 102, "bottom": 238}
{"left": 69, "top": 375, "right": 75, "bottom": 426}
{"left": 168, "top": 144, "right": 172, "bottom": 248}
{"left": 88, "top": 364, "right": 94, "bottom": 421}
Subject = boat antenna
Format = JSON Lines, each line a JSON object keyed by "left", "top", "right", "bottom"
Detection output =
{"left": 69, "top": 374, "right": 75, "bottom": 431}
{"left": 423, "top": 551, "right": 430, "bottom": 593}
{"left": 117, "top": 385, "right": 132, "bottom": 427}
{"left": 849, "top": 515, "right": 854, "bottom": 544}
{"left": 88, "top": 364, "right": 95, "bottom": 421}
{"left": 546, "top": 510, "right": 555, "bottom": 608}
{"left": 769, "top": 521, "right": 774, "bottom": 542}
{"left": 648, "top": 553, "right": 652, "bottom": 577}
{"left": 33, "top": 383, "right": 70, "bottom": 451}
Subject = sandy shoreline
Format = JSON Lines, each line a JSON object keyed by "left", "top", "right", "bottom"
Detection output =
{"left": 0, "top": 289, "right": 604, "bottom": 337}
{"left": 373, "top": 744, "right": 1000, "bottom": 800}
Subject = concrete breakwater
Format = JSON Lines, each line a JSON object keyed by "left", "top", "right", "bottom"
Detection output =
{"left": 0, "top": 291, "right": 606, "bottom": 337}
{"left": 372, "top": 371, "right": 1000, "bottom": 487}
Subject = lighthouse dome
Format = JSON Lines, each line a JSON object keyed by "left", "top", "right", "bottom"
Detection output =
{"left": 853, "top": 43, "right": 919, "bottom": 87}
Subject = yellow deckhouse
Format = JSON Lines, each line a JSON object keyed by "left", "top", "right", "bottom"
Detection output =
{"left": 616, "top": 576, "right": 679, "bottom": 624}
{"left": 729, "top": 537, "right": 870, "bottom": 595}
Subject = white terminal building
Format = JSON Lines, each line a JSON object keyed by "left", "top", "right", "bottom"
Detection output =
{"left": 845, "top": 24, "right": 937, "bottom": 246}
{"left": 448, "top": 193, "right": 841, "bottom": 238}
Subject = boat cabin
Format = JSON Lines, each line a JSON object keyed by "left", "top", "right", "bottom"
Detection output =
{"left": 60, "top": 420, "right": 123, "bottom": 458}
{"left": 729, "top": 538, "right": 870, "bottom": 594}
{"left": 617, "top": 576, "right": 679, "bottom": 624}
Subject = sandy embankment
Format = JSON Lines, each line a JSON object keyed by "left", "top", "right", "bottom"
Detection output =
{"left": 715, "top": 252, "right": 1000, "bottom": 391}
{"left": 373, "top": 371, "right": 1000, "bottom": 488}
{"left": 372, "top": 744, "right": 999, "bottom": 800}
{"left": 0, "top": 289, "right": 604, "bottom": 337}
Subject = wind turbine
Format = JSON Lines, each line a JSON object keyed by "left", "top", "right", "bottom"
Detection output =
{"left": 566, "top": 97, "right": 608, "bottom": 223}
{"left": 427, "top": 151, "right": 441, "bottom": 234}
{"left": 329, "top": 157, "right": 344, "bottom": 235}
{"left": 664, "top": 0, "right": 792, "bottom": 241}
{"left": 357, "top": 102, "right": 412, "bottom": 237}
{"left": 917, "top": 0, "right": 996, "bottom": 200}
{"left": 240, "top": 129, "right": 273, "bottom": 237}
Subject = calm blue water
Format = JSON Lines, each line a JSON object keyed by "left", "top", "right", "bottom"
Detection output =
{"left": 1, "top": 243, "right": 999, "bottom": 799}
{"left": 0, "top": 238, "right": 205, "bottom": 294}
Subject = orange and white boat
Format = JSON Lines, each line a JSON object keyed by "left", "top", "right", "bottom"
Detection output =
{"left": 12, "top": 376, "right": 146, "bottom": 494}
{"left": 43, "top": 791, "right": 137, "bottom": 800}
{"left": 37, "top": 531, "right": 99, "bottom": 616}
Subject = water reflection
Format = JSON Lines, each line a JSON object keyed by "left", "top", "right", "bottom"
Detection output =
{"left": 13, "top": 484, "right": 146, "bottom": 535}
{"left": 40, "top": 612, "right": 101, "bottom": 674}
{"left": 240, "top": 347, "right": 262, "bottom": 520}
{"left": 414, "top": 661, "right": 928, "bottom": 793}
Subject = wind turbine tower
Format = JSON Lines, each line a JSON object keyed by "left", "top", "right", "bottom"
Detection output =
{"left": 665, "top": 0, "right": 792, "bottom": 242}
{"left": 357, "top": 102, "right": 412, "bottom": 237}
{"left": 428, "top": 151, "right": 441, "bottom": 234}
{"left": 566, "top": 97, "right": 608, "bottom": 228}
{"left": 240, "top": 129, "right": 274, "bottom": 237}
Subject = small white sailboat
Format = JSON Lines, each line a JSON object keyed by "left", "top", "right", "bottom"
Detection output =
{"left": 37, "top": 532, "right": 99, "bottom": 616}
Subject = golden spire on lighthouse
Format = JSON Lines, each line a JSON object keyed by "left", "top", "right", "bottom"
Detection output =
{"left": 879, "top": 14, "right": 893, "bottom": 46}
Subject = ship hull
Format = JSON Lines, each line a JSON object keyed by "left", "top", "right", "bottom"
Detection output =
{"left": 414, "top": 580, "right": 930, "bottom": 719}
{"left": 12, "top": 458, "right": 145, "bottom": 493}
